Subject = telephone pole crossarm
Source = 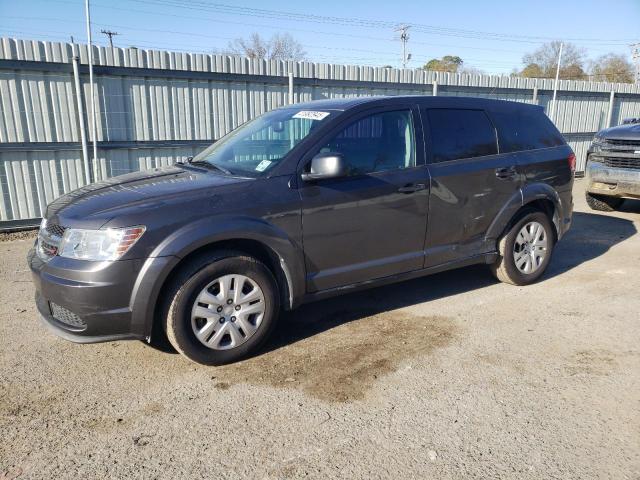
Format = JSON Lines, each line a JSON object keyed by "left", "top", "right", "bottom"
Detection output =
{"left": 100, "top": 29, "right": 120, "bottom": 48}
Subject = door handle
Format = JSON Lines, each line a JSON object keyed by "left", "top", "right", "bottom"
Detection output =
{"left": 495, "top": 166, "right": 517, "bottom": 179}
{"left": 398, "top": 183, "right": 426, "bottom": 194}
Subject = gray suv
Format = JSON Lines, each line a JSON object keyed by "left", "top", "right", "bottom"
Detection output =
{"left": 28, "top": 96, "right": 574, "bottom": 365}
{"left": 586, "top": 118, "right": 640, "bottom": 211}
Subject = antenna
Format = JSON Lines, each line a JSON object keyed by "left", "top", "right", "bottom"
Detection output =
{"left": 394, "top": 25, "right": 411, "bottom": 69}
{"left": 100, "top": 29, "right": 120, "bottom": 48}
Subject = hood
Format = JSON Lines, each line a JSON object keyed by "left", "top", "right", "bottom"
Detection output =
{"left": 598, "top": 122, "right": 640, "bottom": 141}
{"left": 46, "top": 165, "right": 249, "bottom": 228}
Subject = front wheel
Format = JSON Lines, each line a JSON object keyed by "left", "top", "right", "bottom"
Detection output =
{"left": 490, "top": 211, "right": 555, "bottom": 286}
{"left": 163, "top": 252, "right": 280, "bottom": 365}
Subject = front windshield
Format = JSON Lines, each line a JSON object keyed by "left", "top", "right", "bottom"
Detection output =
{"left": 192, "top": 108, "right": 335, "bottom": 178}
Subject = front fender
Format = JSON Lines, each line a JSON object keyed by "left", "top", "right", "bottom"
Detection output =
{"left": 129, "top": 214, "right": 305, "bottom": 338}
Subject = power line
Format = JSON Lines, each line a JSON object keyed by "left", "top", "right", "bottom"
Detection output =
{"left": 129, "top": 0, "right": 637, "bottom": 45}
{"left": 22, "top": 0, "right": 629, "bottom": 47}
{"left": 1, "top": 14, "right": 543, "bottom": 56}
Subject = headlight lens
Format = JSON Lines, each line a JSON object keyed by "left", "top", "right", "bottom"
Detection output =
{"left": 58, "top": 226, "right": 146, "bottom": 261}
{"left": 591, "top": 135, "right": 605, "bottom": 150}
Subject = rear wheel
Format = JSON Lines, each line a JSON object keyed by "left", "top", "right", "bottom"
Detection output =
{"left": 490, "top": 211, "right": 555, "bottom": 286}
{"left": 585, "top": 191, "right": 623, "bottom": 212}
{"left": 163, "top": 252, "right": 279, "bottom": 365}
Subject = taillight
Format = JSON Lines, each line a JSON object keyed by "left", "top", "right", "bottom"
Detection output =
{"left": 567, "top": 152, "right": 576, "bottom": 174}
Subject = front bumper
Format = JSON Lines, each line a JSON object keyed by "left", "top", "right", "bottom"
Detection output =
{"left": 28, "top": 247, "right": 158, "bottom": 343}
{"left": 586, "top": 157, "right": 640, "bottom": 199}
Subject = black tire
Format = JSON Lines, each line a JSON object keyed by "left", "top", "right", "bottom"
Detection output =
{"left": 162, "top": 251, "right": 280, "bottom": 365}
{"left": 585, "top": 191, "right": 623, "bottom": 212}
{"left": 490, "top": 210, "right": 555, "bottom": 286}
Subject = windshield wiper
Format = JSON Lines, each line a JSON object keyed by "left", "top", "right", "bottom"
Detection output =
{"left": 188, "top": 160, "right": 232, "bottom": 175}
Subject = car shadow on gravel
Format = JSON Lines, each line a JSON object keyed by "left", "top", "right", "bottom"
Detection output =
{"left": 545, "top": 210, "right": 637, "bottom": 279}
{"left": 618, "top": 197, "right": 640, "bottom": 213}
{"left": 225, "top": 268, "right": 488, "bottom": 401}
{"left": 263, "top": 209, "right": 637, "bottom": 360}
{"left": 265, "top": 264, "right": 493, "bottom": 351}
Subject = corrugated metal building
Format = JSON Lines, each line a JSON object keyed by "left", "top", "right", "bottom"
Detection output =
{"left": 1, "top": 38, "right": 640, "bottom": 226}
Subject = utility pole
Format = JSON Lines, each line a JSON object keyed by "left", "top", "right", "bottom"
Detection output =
{"left": 551, "top": 42, "right": 563, "bottom": 122}
{"left": 631, "top": 43, "right": 640, "bottom": 84}
{"left": 100, "top": 29, "right": 120, "bottom": 48}
{"left": 395, "top": 25, "right": 411, "bottom": 69}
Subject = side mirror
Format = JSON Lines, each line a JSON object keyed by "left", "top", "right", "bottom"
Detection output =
{"left": 301, "top": 152, "right": 347, "bottom": 182}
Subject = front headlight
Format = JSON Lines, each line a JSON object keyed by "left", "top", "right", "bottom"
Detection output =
{"left": 58, "top": 226, "right": 146, "bottom": 261}
{"left": 591, "top": 135, "right": 605, "bottom": 151}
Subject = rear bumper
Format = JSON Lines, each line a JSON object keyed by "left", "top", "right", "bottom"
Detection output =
{"left": 586, "top": 159, "right": 640, "bottom": 199}
{"left": 28, "top": 247, "right": 173, "bottom": 344}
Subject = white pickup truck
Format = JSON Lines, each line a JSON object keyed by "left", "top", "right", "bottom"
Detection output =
{"left": 586, "top": 118, "right": 640, "bottom": 211}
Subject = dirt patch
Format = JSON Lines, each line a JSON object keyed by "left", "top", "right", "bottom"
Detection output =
{"left": 567, "top": 349, "right": 618, "bottom": 376}
{"left": 214, "top": 311, "right": 458, "bottom": 402}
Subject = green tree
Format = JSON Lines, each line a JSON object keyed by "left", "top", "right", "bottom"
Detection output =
{"left": 423, "top": 55, "right": 463, "bottom": 73}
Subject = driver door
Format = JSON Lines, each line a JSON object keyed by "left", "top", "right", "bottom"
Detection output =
{"left": 298, "top": 106, "right": 429, "bottom": 292}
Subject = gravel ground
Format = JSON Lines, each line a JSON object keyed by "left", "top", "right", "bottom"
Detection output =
{"left": 1, "top": 179, "right": 639, "bottom": 479}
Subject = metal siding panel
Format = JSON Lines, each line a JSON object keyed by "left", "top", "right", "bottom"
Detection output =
{"left": 4, "top": 38, "right": 640, "bottom": 223}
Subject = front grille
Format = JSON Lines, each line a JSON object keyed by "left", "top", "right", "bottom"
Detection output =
{"left": 37, "top": 221, "right": 65, "bottom": 260}
{"left": 605, "top": 138, "right": 640, "bottom": 147}
{"left": 45, "top": 222, "right": 66, "bottom": 238}
{"left": 597, "top": 157, "right": 640, "bottom": 170}
{"left": 39, "top": 239, "right": 59, "bottom": 257}
{"left": 49, "top": 302, "right": 86, "bottom": 329}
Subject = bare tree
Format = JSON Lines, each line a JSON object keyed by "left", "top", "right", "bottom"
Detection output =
{"left": 589, "top": 53, "right": 634, "bottom": 83}
{"left": 520, "top": 41, "right": 587, "bottom": 80}
{"left": 227, "top": 32, "right": 306, "bottom": 61}
{"left": 459, "top": 66, "right": 485, "bottom": 76}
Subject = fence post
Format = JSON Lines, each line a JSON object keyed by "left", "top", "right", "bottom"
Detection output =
{"left": 288, "top": 72, "right": 294, "bottom": 105}
{"left": 433, "top": 80, "right": 438, "bottom": 96}
{"left": 532, "top": 85, "right": 538, "bottom": 105}
{"left": 72, "top": 44, "right": 91, "bottom": 185}
{"left": 606, "top": 90, "right": 615, "bottom": 127}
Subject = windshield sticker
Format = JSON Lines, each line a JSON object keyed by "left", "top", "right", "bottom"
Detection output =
{"left": 292, "top": 110, "right": 330, "bottom": 121}
{"left": 255, "top": 159, "right": 272, "bottom": 172}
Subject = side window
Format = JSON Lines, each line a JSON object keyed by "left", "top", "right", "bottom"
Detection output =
{"left": 426, "top": 109, "right": 498, "bottom": 163}
{"left": 490, "top": 109, "right": 565, "bottom": 153}
{"left": 317, "top": 110, "right": 416, "bottom": 175}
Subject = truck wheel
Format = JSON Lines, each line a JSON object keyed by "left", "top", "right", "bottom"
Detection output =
{"left": 163, "top": 252, "right": 279, "bottom": 365}
{"left": 585, "top": 191, "right": 623, "bottom": 212}
{"left": 490, "top": 211, "right": 555, "bottom": 286}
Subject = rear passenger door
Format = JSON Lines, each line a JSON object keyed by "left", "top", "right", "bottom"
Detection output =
{"left": 422, "top": 108, "right": 522, "bottom": 267}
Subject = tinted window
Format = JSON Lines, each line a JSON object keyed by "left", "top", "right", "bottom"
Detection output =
{"left": 490, "top": 109, "right": 565, "bottom": 153}
{"left": 317, "top": 110, "right": 416, "bottom": 175}
{"left": 194, "top": 108, "right": 333, "bottom": 177}
{"left": 427, "top": 109, "right": 497, "bottom": 163}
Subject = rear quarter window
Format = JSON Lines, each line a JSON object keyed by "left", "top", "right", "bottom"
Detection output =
{"left": 489, "top": 109, "right": 565, "bottom": 153}
{"left": 426, "top": 109, "right": 498, "bottom": 163}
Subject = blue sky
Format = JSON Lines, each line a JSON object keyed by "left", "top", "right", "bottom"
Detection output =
{"left": 1, "top": 0, "right": 638, "bottom": 74}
